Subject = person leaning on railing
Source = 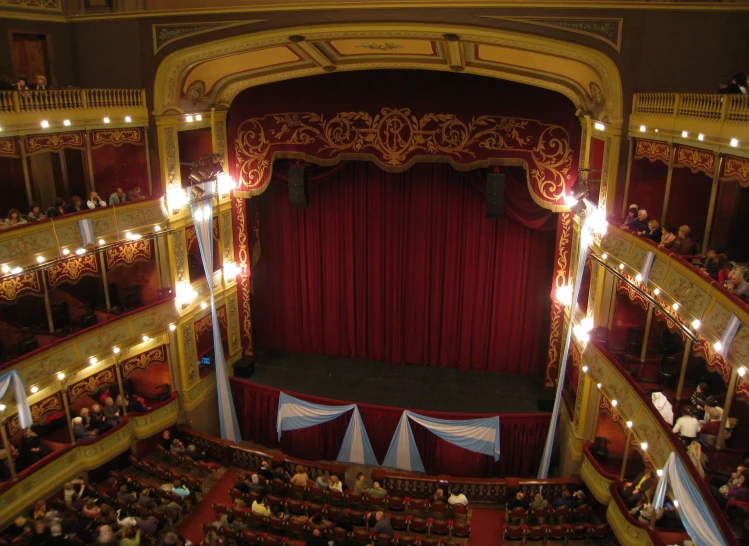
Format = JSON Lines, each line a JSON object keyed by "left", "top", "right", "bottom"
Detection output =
{"left": 659, "top": 225, "right": 694, "bottom": 255}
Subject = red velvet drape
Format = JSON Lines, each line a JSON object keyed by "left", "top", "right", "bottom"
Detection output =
{"left": 230, "top": 378, "right": 550, "bottom": 478}
{"left": 251, "top": 161, "right": 555, "bottom": 375}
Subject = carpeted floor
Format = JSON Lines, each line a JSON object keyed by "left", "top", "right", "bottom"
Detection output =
{"left": 176, "top": 470, "right": 236, "bottom": 544}
{"left": 471, "top": 508, "right": 505, "bottom": 545}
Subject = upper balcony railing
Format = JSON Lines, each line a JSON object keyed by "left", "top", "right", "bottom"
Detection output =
{"left": 0, "top": 89, "right": 146, "bottom": 114}
{"left": 630, "top": 93, "right": 749, "bottom": 151}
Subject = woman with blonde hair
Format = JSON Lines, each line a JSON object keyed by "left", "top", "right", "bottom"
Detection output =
{"left": 329, "top": 475, "right": 343, "bottom": 493}
{"left": 103, "top": 397, "right": 123, "bottom": 427}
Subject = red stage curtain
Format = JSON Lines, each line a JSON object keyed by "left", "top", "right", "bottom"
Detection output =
{"left": 251, "top": 161, "right": 556, "bottom": 375}
{"left": 230, "top": 378, "right": 551, "bottom": 478}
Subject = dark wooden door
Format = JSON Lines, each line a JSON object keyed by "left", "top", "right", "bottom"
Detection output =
{"left": 10, "top": 32, "right": 53, "bottom": 84}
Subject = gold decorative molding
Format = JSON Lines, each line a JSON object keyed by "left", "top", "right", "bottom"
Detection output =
{"left": 152, "top": 21, "right": 268, "bottom": 55}
{"left": 480, "top": 16, "right": 622, "bottom": 52}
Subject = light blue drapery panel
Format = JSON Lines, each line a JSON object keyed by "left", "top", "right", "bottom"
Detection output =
{"left": 276, "top": 393, "right": 378, "bottom": 465}
{"left": 190, "top": 183, "right": 242, "bottom": 443}
{"left": 382, "top": 410, "right": 500, "bottom": 472}
{"left": 653, "top": 452, "right": 727, "bottom": 546}
{"left": 537, "top": 215, "right": 590, "bottom": 478}
{"left": 0, "top": 371, "right": 31, "bottom": 429}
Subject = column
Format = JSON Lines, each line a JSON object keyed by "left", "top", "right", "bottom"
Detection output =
{"left": 640, "top": 303, "right": 655, "bottom": 362}
{"left": 675, "top": 339, "right": 693, "bottom": 400}
{"left": 660, "top": 145, "right": 677, "bottom": 224}
{"left": 154, "top": 115, "right": 181, "bottom": 191}
{"left": 620, "top": 138, "right": 635, "bottom": 218}
{"left": 717, "top": 367, "right": 739, "bottom": 449}
{"left": 702, "top": 154, "right": 724, "bottom": 252}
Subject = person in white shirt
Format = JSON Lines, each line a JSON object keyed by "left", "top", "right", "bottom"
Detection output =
{"left": 699, "top": 397, "right": 723, "bottom": 426}
{"left": 447, "top": 488, "right": 468, "bottom": 506}
{"left": 329, "top": 475, "right": 343, "bottom": 493}
{"left": 251, "top": 498, "right": 270, "bottom": 517}
{"left": 87, "top": 191, "right": 107, "bottom": 209}
{"left": 651, "top": 392, "right": 674, "bottom": 426}
{"left": 673, "top": 406, "right": 700, "bottom": 442}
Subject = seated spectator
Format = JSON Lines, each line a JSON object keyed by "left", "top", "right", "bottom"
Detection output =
{"left": 673, "top": 406, "right": 700, "bottom": 443}
{"left": 26, "top": 204, "right": 47, "bottom": 222}
{"left": 651, "top": 391, "right": 674, "bottom": 425}
{"left": 161, "top": 430, "right": 173, "bottom": 450}
{"left": 507, "top": 492, "right": 529, "bottom": 510}
{"left": 127, "top": 395, "right": 149, "bottom": 413}
{"left": 447, "top": 488, "right": 468, "bottom": 506}
{"left": 223, "top": 512, "right": 246, "bottom": 532}
{"left": 725, "top": 266, "right": 749, "bottom": 303}
{"left": 28, "top": 520, "right": 47, "bottom": 546}
{"left": 33, "top": 501, "right": 47, "bottom": 521}
{"left": 687, "top": 440, "right": 708, "bottom": 478}
{"left": 115, "top": 394, "right": 127, "bottom": 415}
{"left": 699, "top": 397, "right": 723, "bottom": 426}
{"left": 99, "top": 388, "right": 113, "bottom": 405}
{"left": 274, "top": 466, "right": 290, "bottom": 484}
{"left": 161, "top": 532, "right": 190, "bottom": 546}
{"left": 620, "top": 469, "right": 654, "bottom": 508}
{"left": 307, "top": 528, "right": 329, "bottom": 546}
{"left": 700, "top": 417, "right": 738, "bottom": 447}
{"left": 353, "top": 472, "right": 368, "bottom": 495}
{"left": 691, "top": 382, "right": 710, "bottom": 420}
{"left": 70, "top": 196, "right": 86, "bottom": 213}
{"left": 630, "top": 502, "right": 664, "bottom": 525}
{"left": 73, "top": 416, "right": 96, "bottom": 440}
{"left": 2, "top": 208, "right": 27, "bottom": 229}
{"left": 170, "top": 439, "right": 186, "bottom": 455}
{"left": 185, "top": 445, "right": 204, "bottom": 461}
{"left": 117, "top": 507, "right": 138, "bottom": 528}
{"left": 659, "top": 223, "right": 676, "bottom": 248}
{"left": 719, "top": 76, "right": 743, "bottom": 94}
{"left": 290, "top": 465, "right": 309, "bottom": 487}
{"left": 203, "top": 530, "right": 222, "bottom": 546}
{"left": 135, "top": 510, "right": 158, "bottom": 536}
{"left": 643, "top": 218, "right": 662, "bottom": 244}
{"left": 118, "top": 525, "right": 141, "bottom": 546}
{"left": 529, "top": 493, "right": 547, "bottom": 511}
{"left": 63, "top": 480, "right": 86, "bottom": 505}
{"left": 30, "top": 75, "right": 48, "bottom": 90}
{"left": 248, "top": 473, "right": 266, "bottom": 496}
{"left": 368, "top": 481, "right": 387, "bottom": 499}
{"left": 257, "top": 461, "right": 274, "bottom": 481}
{"left": 128, "top": 187, "right": 146, "bottom": 201}
{"left": 620, "top": 204, "right": 638, "bottom": 230}
{"left": 118, "top": 485, "right": 137, "bottom": 505}
{"left": 233, "top": 471, "right": 250, "bottom": 494}
{"left": 329, "top": 474, "right": 343, "bottom": 493}
{"left": 20, "top": 428, "right": 47, "bottom": 467}
{"left": 109, "top": 187, "right": 128, "bottom": 205}
{"left": 433, "top": 488, "right": 445, "bottom": 502}
{"left": 103, "top": 397, "right": 123, "bottom": 427}
{"left": 6, "top": 516, "right": 30, "bottom": 543}
{"left": 717, "top": 254, "right": 732, "bottom": 284}
{"left": 87, "top": 191, "right": 107, "bottom": 209}
{"left": 0, "top": 443, "right": 18, "bottom": 479}
{"left": 631, "top": 209, "right": 649, "bottom": 234}
{"left": 95, "top": 525, "right": 116, "bottom": 546}
{"left": 251, "top": 497, "right": 270, "bottom": 518}
{"left": 91, "top": 404, "right": 111, "bottom": 433}
{"left": 372, "top": 511, "right": 393, "bottom": 537}
{"left": 171, "top": 479, "right": 190, "bottom": 499}
{"left": 46, "top": 197, "right": 68, "bottom": 218}
{"left": 315, "top": 470, "right": 330, "bottom": 489}
{"left": 733, "top": 73, "right": 748, "bottom": 94}
{"left": 660, "top": 225, "right": 694, "bottom": 255}
{"left": 701, "top": 247, "right": 721, "bottom": 280}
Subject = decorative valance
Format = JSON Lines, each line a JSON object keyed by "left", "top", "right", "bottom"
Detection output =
{"left": 105, "top": 240, "right": 152, "bottom": 270}
{"left": 721, "top": 155, "right": 749, "bottom": 187}
{"left": 195, "top": 305, "right": 228, "bottom": 356}
{"left": 46, "top": 254, "right": 99, "bottom": 287}
{"left": 234, "top": 107, "right": 576, "bottom": 206}
{"left": 120, "top": 345, "right": 166, "bottom": 378}
{"left": 68, "top": 367, "right": 116, "bottom": 403}
{"left": 186, "top": 218, "right": 219, "bottom": 253}
{"left": 91, "top": 128, "right": 144, "bottom": 149}
{"left": 674, "top": 145, "right": 715, "bottom": 177}
{"left": 634, "top": 139, "right": 670, "bottom": 165}
{"left": 0, "top": 137, "right": 19, "bottom": 158}
{"left": 24, "top": 132, "right": 85, "bottom": 155}
{"left": 693, "top": 339, "right": 731, "bottom": 385}
{"left": 0, "top": 272, "right": 42, "bottom": 302}
{"left": 615, "top": 278, "right": 649, "bottom": 310}
{"left": 7, "top": 392, "right": 63, "bottom": 437}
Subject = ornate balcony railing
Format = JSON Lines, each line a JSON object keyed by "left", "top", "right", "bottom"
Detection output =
{"left": 633, "top": 93, "right": 749, "bottom": 124}
{"left": 0, "top": 89, "right": 145, "bottom": 114}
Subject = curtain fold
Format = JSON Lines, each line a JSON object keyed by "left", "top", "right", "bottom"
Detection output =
{"left": 231, "top": 378, "right": 549, "bottom": 478}
{"left": 253, "top": 161, "right": 556, "bottom": 374}
{"left": 0, "top": 371, "right": 32, "bottom": 429}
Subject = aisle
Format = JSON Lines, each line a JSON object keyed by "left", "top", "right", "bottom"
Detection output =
{"left": 177, "top": 470, "right": 236, "bottom": 544}
{"left": 470, "top": 508, "right": 504, "bottom": 545}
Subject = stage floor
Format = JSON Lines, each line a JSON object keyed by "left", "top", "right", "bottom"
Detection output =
{"left": 250, "top": 350, "right": 544, "bottom": 414}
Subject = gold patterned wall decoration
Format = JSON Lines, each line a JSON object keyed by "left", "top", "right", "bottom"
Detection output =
{"left": 115, "top": 204, "right": 167, "bottom": 231}
{"left": 164, "top": 126, "right": 178, "bottom": 187}
{"left": 233, "top": 196, "right": 253, "bottom": 356}
{"left": 68, "top": 367, "right": 116, "bottom": 403}
{"left": 105, "top": 240, "right": 152, "bottom": 270}
{"left": 674, "top": 145, "right": 715, "bottom": 177}
{"left": 634, "top": 139, "right": 670, "bottom": 165}
{"left": 0, "top": 0, "right": 61, "bottom": 11}
{"left": 25, "top": 132, "right": 85, "bottom": 155}
{"left": 0, "top": 272, "right": 41, "bottom": 302}
{"left": 221, "top": 212, "right": 233, "bottom": 263}
{"left": 234, "top": 107, "right": 575, "bottom": 207}
{"left": 91, "top": 128, "right": 143, "bottom": 148}
{"left": 0, "top": 137, "right": 18, "bottom": 158}
{"left": 615, "top": 278, "right": 649, "bottom": 311}
{"left": 7, "top": 393, "right": 62, "bottom": 437}
{"left": 722, "top": 154, "right": 749, "bottom": 187}
{"left": 46, "top": 254, "right": 99, "bottom": 287}
{"left": 0, "top": 231, "right": 56, "bottom": 263}
{"left": 227, "top": 292, "right": 241, "bottom": 355}
{"left": 152, "top": 21, "right": 267, "bottom": 55}
{"left": 181, "top": 323, "right": 198, "bottom": 387}
{"left": 121, "top": 345, "right": 166, "bottom": 378}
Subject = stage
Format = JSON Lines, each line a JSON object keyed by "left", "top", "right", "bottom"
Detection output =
{"left": 248, "top": 350, "right": 545, "bottom": 414}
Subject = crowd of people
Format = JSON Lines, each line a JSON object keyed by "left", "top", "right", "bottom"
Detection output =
{"left": 718, "top": 73, "right": 748, "bottom": 94}
{"left": 1, "top": 188, "right": 147, "bottom": 230}
{"left": 0, "top": 74, "right": 50, "bottom": 92}
{"left": 72, "top": 392, "right": 151, "bottom": 441}
{"left": 619, "top": 203, "right": 749, "bottom": 303}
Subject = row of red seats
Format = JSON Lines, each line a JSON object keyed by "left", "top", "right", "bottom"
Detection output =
{"left": 129, "top": 454, "right": 205, "bottom": 496}
{"left": 503, "top": 523, "right": 609, "bottom": 544}
{"left": 506, "top": 503, "right": 591, "bottom": 525}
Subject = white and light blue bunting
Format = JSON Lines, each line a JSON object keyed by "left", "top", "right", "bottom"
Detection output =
{"left": 382, "top": 410, "right": 500, "bottom": 472}
{"left": 0, "top": 371, "right": 32, "bottom": 429}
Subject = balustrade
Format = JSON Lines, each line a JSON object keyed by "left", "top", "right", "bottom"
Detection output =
{"left": 0, "top": 89, "right": 145, "bottom": 114}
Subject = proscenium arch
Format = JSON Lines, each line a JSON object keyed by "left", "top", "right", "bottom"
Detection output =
{"left": 152, "top": 22, "right": 624, "bottom": 127}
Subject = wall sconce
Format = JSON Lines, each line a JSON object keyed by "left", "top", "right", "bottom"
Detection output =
{"left": 218, "top": 172, "right": 235, "bottom": 197}
{"left": 166, "top": 187, "right": 189, "bottom": 215}
{"left": 175, "top": 282, "right": 197, "bottom": 306}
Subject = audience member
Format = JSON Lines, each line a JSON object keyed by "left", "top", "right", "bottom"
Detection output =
{"left": 529, "top": 493, "right": 548, "bottom": 522}
{"left": 30, "top": 75, "right": 48, "bottom": 90}
{"left": 507, "top": 492, "right": 529, "bottom": 510}
{"left": 273, "top": 466, "right": 290, "bottom": 484}
{"left": 372, "top": 511, "right": 393, "bottom": 537}
{"left": 73, "top": 417, "right": 96, "bottom": 440}
{"left": 368, "top": 482, "right": 387, "bottom": 499}
{"left": 328, "top": 474, "right": 343, "bottom": 493}
{"left": 26, "top": 204, "right": 47, "bottom": 222}
{"left": 717, "top": 254, "right": 732, "bottom": 283}
{"left": 170, "top": 480, "right": 190, "bottom": 499}
{"left": 644, "top": 218, "right": 662, "bottom": 244}
{"left": 620, "top": 469, "right": 654, "bottom": 508}
{"left": 117, "top": 507, "right": 138, "bottom": 529}
{"left": 700, "top": 417, "right": 738, "bottom": 447}
{"left": 660, "top": 225, "right": 694, "bottom": 255}
{"left": 63, "top": 480, "right": 86, "bottom": 505}
{"left": 725, "top": 267, "right": 749, "bottom": 303}
{"left": 701, "top": 247, "right": 721, "bottom": 280}
{"left": 103, "top": 397, "right": 123, "bottom": 427}
{"left": 620, "top": 204, "right": 638, "bottom": 229}
{"left": 222, "top": 513, "right": 245, "bottom": 532}
{"left": 14, "top": 78, "right": 28, "bottom": 92}
{"left": 353, "top": 472, "right": 368, "bottom": 495}
{"left": 127, "top": 395, "right": 149, "bottom": 413}
{"left": 290, "top": 465, "right": 309, "bottom": 487}
{"left": 315, "top": 470, "right": 330, "bottom": 489}
{"left": 307, "top": 528, "right": 329, "bottom": 546}
{"left": 87, "top": 192, "right": 107, "bottom": 209}
{"left": 0, "top": 75, "right": 13, "bottom": 90}
{"left": 70, "top": 196, "right": 86, "bottom": 213}
{"left": 20, "top": 428, "right": 46, "bottom": 468}
{"left": 433, "top": 488, "right": 445, "bottom": 502}
{"left": 552, "top": 489, "right": 571, "bottom": 508}
{"left": 2, "top": 209, "right": 27, "bottom": 229}
{"left": 447, "top": 488, "right": 468, "bottom": 506}
{"left": 248, "top": 474, "right": 266, "bottom": 496}
{"left": 46, "top": 197, "right": 69, "bottom": 218}
{"left": 117, "top": 485, "right": 137, "bottom": 506}
{"left": 691, "top": 382, "right": 710, "bottom": 420}
{"left": 630, "top": 502, "right": 664, "bottom": 525}
{"left": 109, "top": 188, "right": 128, "bottom": 205}
{"left": 631, "top": 209, "right": 649, "bottom": 233}
{"left": 651, "top": 391, "right": 674, "bottom": 425}
{"left": 673, "top": 406, "right": 700, "bottom": 443}
{"left": 257, "top": 461, "right": 274, "bottom": 481}
{"left": 128, "top": 187, "right": 146, "bottom": 201}
{"left": 687, "top": 440, "right": 708, "bottom": 478}
{"left": 251, "top": 497, "right": 270, "bottom": 518}
{"left": 659, "top": 223, "right": 676, "bottom": 248}
{"left": 90, "top": 405, "right": 111, "bottom": 433}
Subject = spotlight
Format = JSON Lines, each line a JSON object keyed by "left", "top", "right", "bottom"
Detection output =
{"left": 731, "top": 138, "right": 739, "bottom": 147}
{"left": 57, "top": 372, "right": 65, "bottom": 380}
{"left": 62, "top": 248, "right": 70, "bottom": 256}
{"left": 619, "top": 263, "right": 625, "bottom": 270}
{"left": 714, "top": 341, "right": 723, "bottom": 352}
{"left": 698, "top": 134, "right": 704, "bottom": 141}
{"left": 569, "top": 179, "right": 588, "bottom": 201}
{"left": 612, "top": 400, "right": 618, "bottom": 407}
{"left": 142, "top": 335, "right": 150, "bottom": 343}
{"left": 0, "top": 405, "right": 5, "bottom": 411}
{"left": 692, "top": 319, "right": 701, "bottom": 330}
{"left": 639, "top": 125, "right": 646, "bottom": 132}
{"left": 601, "top": 253, "right": 608, "bottom": 260}
{"left": 186, "top": 115, "right": 194, "bottom": 123}
{"left": 201, "top": 301, "right": 208, "bottom": 310}
{"left": 31, "top": 386, "right": 38, "bottom": 394}
{"left": 195, "top": 114, "right": 203, "bottom": 121}
{"left": 582, "top": 366, "right": 589, "bottom": 373}
{"left": 36, "top": 256, "right": 45, "bottom": 264}
{"left": 75, "top": 248, "right": 86, "bottom": 255}
{"left": 681, "top": 131, "right": 688, "bottom": 138}
{"left": 673, "top": 500, "right": 679, "bottom": 508}
{"left": 169, "top": 323, "right": 176, "bottom": 331}
{"left": 654, "top": 288, "right": 661, "bottom": 296}
{"left": 191, "top": 185, "right": 206, "bottom": 199}
{"left": 10, "top": 267, "right": 22, "bottom": 275}
{"left": 635, "top": 274, "right": 642, "bottom": 282}
{"left": 89, "top": 357, "right": 97, "bottom": 365}
{"left": 63, "top": 120, "right": 71, "bottom": 126}
{"left": 98, "top": 239, "right": 105, "bottom": 246}
{"left": 125, "top": 232, "right": 133, "bottom": 240}
{"left": 41, "top": 120, "right": 49, "bottom": 129}
{"left": 626, "top": 421, "right": 633, "bottom": 428}
{"left": 739, "top": 367, "right": 747, "bottom": 377}
{"left": 103, "top": 117, "right": 110, "bottom": 124}
{"left": 596, "top": 383, "right": 602, "bottom": 389}
{"left": 570, "top": 199, "right": 587, "bottom": 217}
{"left": 113, "top": 347, "right": 120, "bottom": 354}
{"left": 0, "top": 265, "right": 8, "bottom": 274}
{"left": 654, "top": 129, "right": 659, "bottom": 133}
{"left": 641, "top": 442, "right": 648, "bottom": 451}
{"left": 154, "top": 226, "right": 161, "bottom": 232}
{"left": 657, "top": 469, "right": 663, "bottom": 477}
{"left": 594, "top": 122, "right": 605, "bottom": 131}
{"left": 673, "top": 302, "right": 680, "bottom": 311}
{"left": 125, "top": 116, "right": 132, "bottom": 123}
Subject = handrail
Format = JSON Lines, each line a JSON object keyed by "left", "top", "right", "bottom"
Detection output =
{"left": 632, "top": 93, "right": 749, "bottom": 125}
{"left": 608, "top": 482, "right": 674, "bottom": 546}
{"left": 582, "top": 441, "right": 619, "bottom": 482}
{"left": 0, "top": 89, "right": 146, "bottom": 114}
{"left": 589, "top": 340, "right": 738, "bottom": 545}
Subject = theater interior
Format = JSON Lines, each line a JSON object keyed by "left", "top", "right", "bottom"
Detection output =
{"left": 1, "top": 0, "right": 749, "bottom": 544}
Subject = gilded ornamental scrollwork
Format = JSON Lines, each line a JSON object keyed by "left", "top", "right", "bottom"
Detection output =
{"left": 674, "top": 145, "right": 715, "bottom": 177}
{"left": 0, "top": 272, "right": 41, "bottom": 302}
{"left": 121, "top": 346, "right": 166, "bottom": 378}
{"left": 634, "top": 139, "right": 670, "bottom": 165}
{"left": 68, "top": 368, "right": 116, "bottom": 403}
{"left": 722, "top": 155, "right": 749, "bottom": 187}
{"left": 105, "top": 240, "right": 152, "bottom": 270}
{"left": 25, "top": 132, "right": 85, "bottom": 154}
{"left": 7, "top": 393, "right": 62, "bottom": 436}
{"left": 91, "top": 128, "right": 143, "bottom": 148}
{"left": 46, "top": 254, "right": 99, "bottom": 287}
{"left": 0, "top": 137, "right": 18, "bottom": 157}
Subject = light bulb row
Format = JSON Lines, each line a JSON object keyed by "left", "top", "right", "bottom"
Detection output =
{"left": 592, "top": 382, "right": 649, "bottom": 451}
{"left": 40, "top": 116, "right": 132, "bottom": 129}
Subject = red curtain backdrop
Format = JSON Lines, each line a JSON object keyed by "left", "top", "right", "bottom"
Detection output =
{"left": 665, "top": 167, "right": 712, "bottom": 244}
{"left": 91, "top": 143, "right": 149, "bottom": 199}
{"left": 626, "top": 158, "right": 668, "bottom": 222}
{"left": 230, "top": 378, "right": 550, "bottom": 478}
{"left": 251, "top": 161, "right": 556, "bottom": 375}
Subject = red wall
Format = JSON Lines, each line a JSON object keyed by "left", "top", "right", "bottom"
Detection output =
{"left": 91, "top": 143, "right": 149, "bottom": 200}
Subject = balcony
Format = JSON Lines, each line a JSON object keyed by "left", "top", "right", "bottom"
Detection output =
{"left": 630, "top": 93, "right": 749, "bottom": 153}
{"left": 0, "top": 89, "right": 148, "bottom": 135}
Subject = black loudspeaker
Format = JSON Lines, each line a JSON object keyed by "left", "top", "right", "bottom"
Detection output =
{"left": 538, "top": 389, "right": 556, "bottom": 412}
{"left": 288, "top": 165, "right": 308, "bottom": 209}
{"left": 486, "top": 173, "right": 505, "bottom": 218}
{"left": 234, "top": 359, "right": 255, "bottom": 378}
